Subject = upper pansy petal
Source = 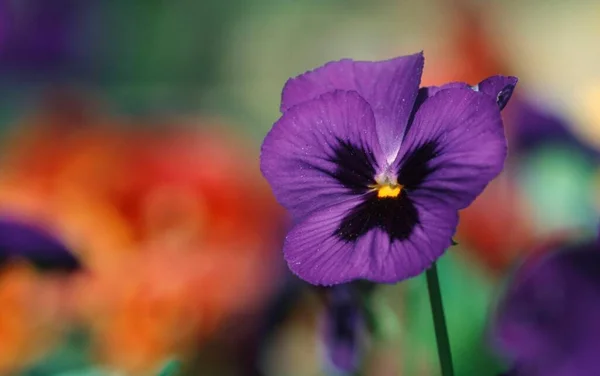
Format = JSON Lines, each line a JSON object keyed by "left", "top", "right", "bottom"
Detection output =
{"left": 410, "top": 82, "right": 471, "bottom": 126}
{"left": 394, "top": 88, "right": 507, "bottom": 211}
{"left": 476, "top": 75, "right": 518, "bottom": 110}
{"left": 417, "top": 82, "right": 470, "bottom": 104}
{"left": 283, "top": 193, "right": 458, "bottom": 285}
{"left": 280, "top": 53, "right": 424, "bottom": 160}
{"left": 413, "top": 76, "right": 517, "bottom": 116}
{"left": 261, "top": 90, "right": 383, "bottom": 221}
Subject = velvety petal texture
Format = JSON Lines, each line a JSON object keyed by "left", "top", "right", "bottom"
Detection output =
{"left": 261, "top": 90, "right": 382, "bottom": 222}
{"left": 261, "top": 52, "right": 516, "bottom": 285}
{"left": 281, "top": 53, "right": 424, "bottom": 160}
{"left": 283, "top": 196, "right": 458, "bottom": 284}
{"left": 493, "top": 238, "right": 600, "bottom": 376}
{"left": 0, "top": 218, "right": 80, "bottom": 271}
{"left": 394, "top": 88, "right": 507, "bottom": 211}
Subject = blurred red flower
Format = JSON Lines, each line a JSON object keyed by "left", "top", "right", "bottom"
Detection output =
{"left": 456, "top": 175, "right": 539, "bottom": 273}
{"left": 0, "top": 92, "right": 285, "bottom": 372}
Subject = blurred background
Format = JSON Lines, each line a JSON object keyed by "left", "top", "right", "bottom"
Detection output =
{"left": 0, "top": 0, "right": 599, "bottom": 375}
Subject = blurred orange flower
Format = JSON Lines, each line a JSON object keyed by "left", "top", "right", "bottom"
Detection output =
{"left": 114, "top": 124, "right": 284, "bottom": 252}
{"left": 77, "top": 241, "right": 272, "bottom": 374}
{"left": 0, "top": 263, "right": 70, "bottom": 374}
{"left": 0, "top": 92, "right": 284, "bottom": 372}
{"left": 421, "top": 0, "right": 507, "bottom": 87}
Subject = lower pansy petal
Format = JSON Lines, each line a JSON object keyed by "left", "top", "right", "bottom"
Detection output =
{"left": 283, "top": 194, "right": 458, "bottom": 285}
{"left": 261, "top": 90, "right": 382, "bottom": 221}
{"left": 394, "top": 88, "right": 507, "bottom": 211}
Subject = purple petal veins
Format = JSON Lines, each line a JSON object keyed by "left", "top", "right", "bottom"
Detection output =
{"left": 281, "top": 53, "right": 424, "bottom": 162}
{"left": 261, "top": 52, "right": 516, "bottom": 285}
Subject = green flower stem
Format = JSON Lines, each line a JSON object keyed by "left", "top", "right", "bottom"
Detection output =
{"left": 426, "top": 262, "right": 454, "bottom": 376}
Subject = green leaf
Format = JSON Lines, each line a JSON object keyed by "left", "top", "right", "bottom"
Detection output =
{"left": 519, "top": 144, "right": 597, "bottom": 234}
{"left": 55, "top": 367, "right": 113, "bottom": 376}
{"left": 23, "top": 327, "right": 93, "bottom": 376}
{"left": 157, "top": 359, "right": 181, "bottom": 376}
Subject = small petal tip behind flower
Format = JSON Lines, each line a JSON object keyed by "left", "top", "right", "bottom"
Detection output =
{"left": 476, "top": 75, "right": 518, "bottom": 110}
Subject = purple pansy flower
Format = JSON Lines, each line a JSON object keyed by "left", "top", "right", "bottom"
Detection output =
{"left": 493, "top": 233, "right": 600, "bottom": 376}
{"left": 0, "top": 217, "right": 80, "bottom": 272}
{"left": 321, "top": 284, "right": 365, "bottom": 374}
{"left": 261, "top": 52, "right": 517, "bottom": 285}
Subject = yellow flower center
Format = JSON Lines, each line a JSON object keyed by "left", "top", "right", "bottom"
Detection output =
{"left": 376, "top": 184, "right": 402, "bottom": 198}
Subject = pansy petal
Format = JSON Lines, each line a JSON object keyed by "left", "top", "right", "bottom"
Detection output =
{"left": 476, "top": 75, "right": 518, "bottom": 110}
{"left": 413, "top": 75, "right": 517, "bottom": 117}
{"left": 409, "top": 82, "right": 471, "bottom": 127}
{"left": 416, "top": 82, "right": 470, "bottom": 105}
{"left": 261, "top": 90, "right": 383, "bottom": 221}
{"left": 281, "top": 53, "right": 424, "bottom": 160}
{"left": 283, "top": 194, "right": 458, "bottom": 285}
{"left": 394, "top": 88, "right": 507, "bottom": 211}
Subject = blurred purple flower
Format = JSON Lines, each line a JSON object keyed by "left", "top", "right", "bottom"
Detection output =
{"left": 509, "top": 99, "right": 600, "bottom": 160}
{"left": 0, "top": 0, "right": 85, "bottom": 75}
{"left": 261, "top": 52, "right": 517, "bottom": 285}
{"left": 493, "top": 233, "right": 600, "bottom": 376}
{"left": 0, "top": 217, "right": 79, "bottom": 272}
{"left": 321, "top": 284, "right": 365, "bottom": 374}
